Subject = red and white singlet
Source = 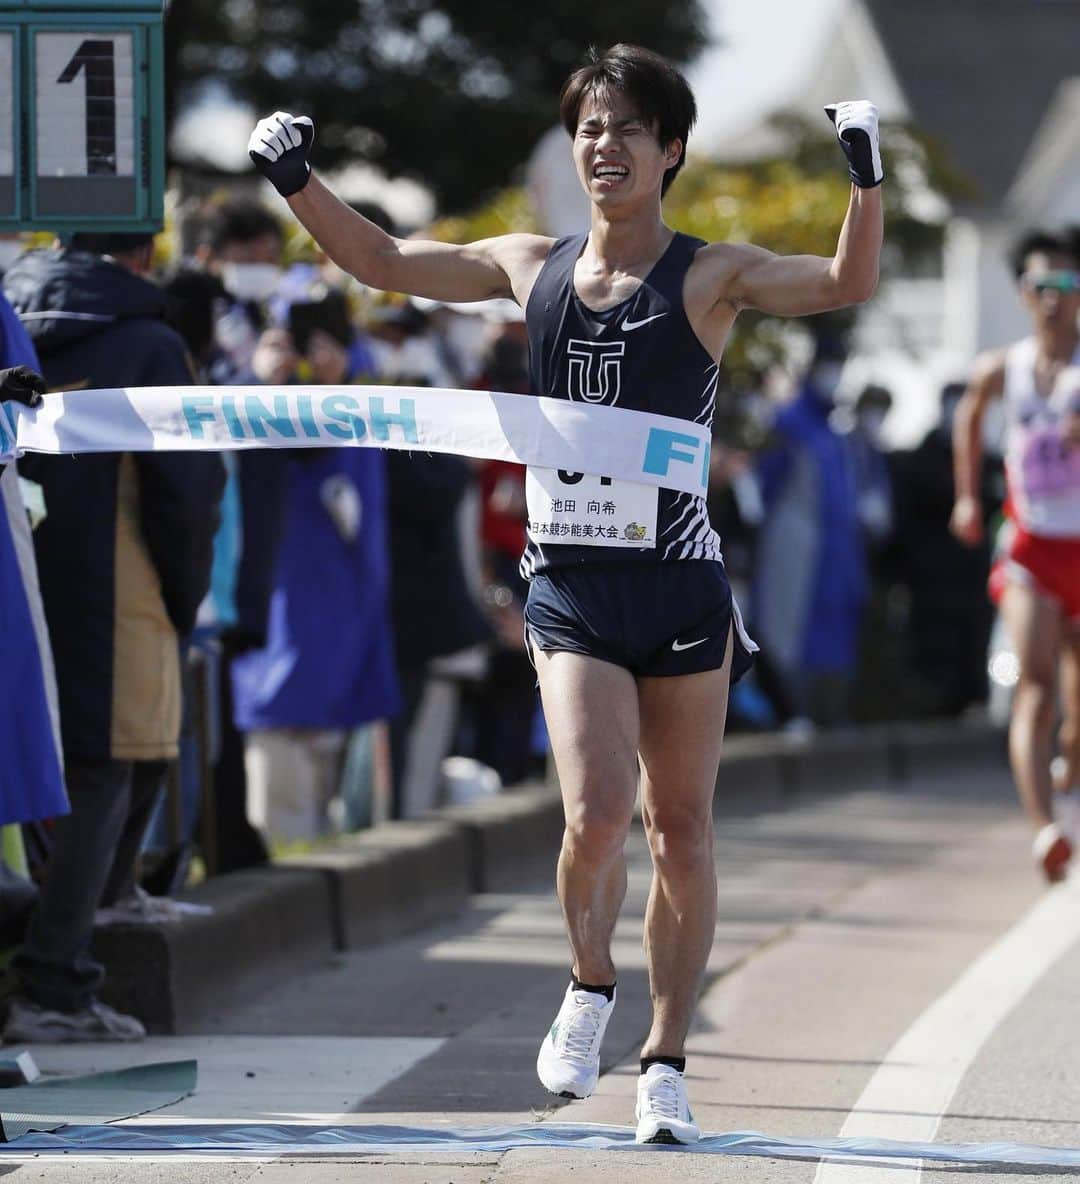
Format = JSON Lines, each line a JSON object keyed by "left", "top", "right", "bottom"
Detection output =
{"left": 1002, "top": 337, "right": 1080, "bottom": 538}
{"left": 992, "top": 338, "right": 1080, "bottom": 620}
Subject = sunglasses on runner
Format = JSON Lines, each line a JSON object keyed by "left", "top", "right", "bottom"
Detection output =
{"left": 1022, "top": 270, "right": 1080, "bottom": 294}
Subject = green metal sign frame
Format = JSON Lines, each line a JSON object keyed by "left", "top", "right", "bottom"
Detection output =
{"left": 0, "top": 0, "right": 164, "bottom": 232}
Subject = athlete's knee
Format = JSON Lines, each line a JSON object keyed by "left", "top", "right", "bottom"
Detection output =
{"left": 562, "top": 799, "right": 630, "bottom": 864}
{"left": 1014, "top": 676, "right": 1056, "bottom": 728}
{"left": 644, "top": 800, "right": 714, "bottom": 872}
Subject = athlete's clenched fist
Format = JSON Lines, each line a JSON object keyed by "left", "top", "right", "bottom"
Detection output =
{"left": 0, "top": 365, "right": 45, "bottom": 408}
{"left": 248, "top": 111, "right": 315, "bottom": 197}
{"left": 824, "top": 100, "right": 883, "bottom": 188}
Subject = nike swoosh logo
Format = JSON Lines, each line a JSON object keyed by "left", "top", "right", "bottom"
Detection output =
{"left": 621, "top": 312, "right": 668, "bottom": 332}
{"left": 671, "top": 637, "right": 708, "bottom": 652}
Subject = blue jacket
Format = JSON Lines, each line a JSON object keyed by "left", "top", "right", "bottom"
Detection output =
{"left": 755, "top": 381, "right": 867, "bottom": 677}
{"left": 0, "top": 293, "right": 67, "bottom": 824}
{"left": 5, "top": 249, "right": 226, "bottom": 760}
{"left": 232, "top": 448, "right": 400, "bottom": 730}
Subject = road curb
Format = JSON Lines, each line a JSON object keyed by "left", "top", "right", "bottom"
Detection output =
{"left": 280, "top": 820, "right": 472, "bottom": 950}
{"left": 96, "top": 720, "right": 1007, "bottom": 1032}
{"left": 94, "top": 866, "right": 331, "bottom": 1033}
{"left": 435, "top": 782, "right": 565, "bottom": 893}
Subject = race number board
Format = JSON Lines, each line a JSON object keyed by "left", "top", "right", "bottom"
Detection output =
{"left": 0, "top": 1, "right": 164, "bottom": 232}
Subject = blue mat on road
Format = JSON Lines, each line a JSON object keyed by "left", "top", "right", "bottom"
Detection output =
{"left": 4, "top": 1121, "right": 1080, "bottom": 1169}
{"left": 0, "top": 1061, "right": 197, "bottom": 1142}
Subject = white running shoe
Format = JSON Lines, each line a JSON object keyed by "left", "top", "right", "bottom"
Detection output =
{"left": 3, "top": 996, "right": 146, "bottom": 1043}
{"left": 536, "top": 983, "right": 615, "bottom": 1099}
{"left": 635, "top": 1063, "right": 701, "bottom": 1144}
{"left": 1033, "top": 822, "right": 1073, "bottom": 884}
{"left": 1054, "top": 788, "right": 1080, "bottom": 847}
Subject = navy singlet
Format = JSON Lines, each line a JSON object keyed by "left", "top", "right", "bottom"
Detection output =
{"left": 521, "top": 231, "right": 724, "bottom": 577}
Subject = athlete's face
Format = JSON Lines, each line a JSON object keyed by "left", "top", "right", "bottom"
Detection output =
{"left": 1019, "top": 251, "right": 1080, "bottom": 334}
{"left": 572, "top": 91, "right": 681, "bottom": 208}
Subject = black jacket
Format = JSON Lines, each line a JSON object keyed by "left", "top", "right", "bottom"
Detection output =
{"left": 386, "top": 453, "right": 491, "bottom": 672}
{"left": 6, "top": 248, "right": 225, "bottom": 760}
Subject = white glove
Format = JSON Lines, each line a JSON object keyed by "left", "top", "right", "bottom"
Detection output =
{"left": 248, "top": 111, "right": 315, "bottom": 197}
{"left": 825, "top": 101, "right": 883, "bottom": 188}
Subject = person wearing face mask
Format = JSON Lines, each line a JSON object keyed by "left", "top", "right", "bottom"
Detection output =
{"left": 231, "top": 290, "right": 399, "bottom": 841}
{"left": 176, "top": 204, "right": 292, "bottom": 870}
{"left": 195, "top": 199, "right": 286, "bottom": 384}
{"left": 753, "top": 330, "right": 868, "bottom": 727}
{"left": 847, "top": 384, "right": 894, "bottom": 547}
{"left": 950, "top": 229, "right": 1080, "bottom": 882}
{"left": 2, "top": 232, "right": 226, "bottom": 1042}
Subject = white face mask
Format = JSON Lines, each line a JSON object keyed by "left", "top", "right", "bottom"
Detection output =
{"left": 0, "top": 241, "right": 25, "bottom": 271}
{"left": 222, "top": 262, "right": 282, "bottom": 304}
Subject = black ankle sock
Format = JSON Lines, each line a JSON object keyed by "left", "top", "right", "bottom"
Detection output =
{"left": 571, "top": 973, "right": 615, "bottom": 1001}
{"left": 641, "top": 1055, "right": 686, "bottom": 1075}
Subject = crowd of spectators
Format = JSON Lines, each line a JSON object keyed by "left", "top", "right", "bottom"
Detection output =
{"left": 0, "top": 194, "right": 1006, "bottom": 1042}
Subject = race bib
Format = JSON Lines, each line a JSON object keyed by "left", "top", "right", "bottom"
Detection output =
{"left": 525, "top": 467, "right": 658, "bottom": 548}
{"left": 1016, "top": 426, "right": 1080, "bottom": 496}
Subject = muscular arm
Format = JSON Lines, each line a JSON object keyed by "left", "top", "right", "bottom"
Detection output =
{"left": 950, "top": 351, "right": 1005, "bottom": 546}
{"left": 719, "top": 184, "right": 882, "bottom": 316}
{"left": 287, "top": 175, "right": 550, "bottom": 305}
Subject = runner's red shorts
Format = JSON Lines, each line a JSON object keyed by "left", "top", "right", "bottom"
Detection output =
{"left": 989, "top": 527, "right": 1080, "bottom": 622}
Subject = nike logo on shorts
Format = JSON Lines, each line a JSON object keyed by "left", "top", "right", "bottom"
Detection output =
{"left": 621, "top": 312, "right": 668, "bottom": 332}
{"left": 671, "top": 637, "right": 708, "bottom": 652}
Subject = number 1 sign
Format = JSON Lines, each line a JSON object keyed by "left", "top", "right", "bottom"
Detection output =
{"left": 0, "top": 2, "right": 163, "bottom": 232}
{"left": 35, "top": 31, "right": 137, "bottom": 216}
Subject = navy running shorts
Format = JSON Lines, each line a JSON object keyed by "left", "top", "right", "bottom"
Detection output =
{"left": 524, "top": 560, "right": 755, "bottom": 681}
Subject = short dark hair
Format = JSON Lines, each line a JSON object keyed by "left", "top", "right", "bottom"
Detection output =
{"left": 1009, "top": 229, "right": 1080, "bottom": 279}
{"left": 559, "top": 44, "right": 696, "bottom": 197}
{"left": 288, "top": 289, "right": 353, "bottom": 354}
{"left": 69, "top": 231, "right": 153, "bottom": 258}
{"left": 206, "top": 198, "right": 284, "bottom": 254}
{"left": 164, "top": 267, "right": 227, "bottom": 361}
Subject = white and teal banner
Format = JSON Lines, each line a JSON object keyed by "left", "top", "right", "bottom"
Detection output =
{"left": 0, "top": 385, "right": 711, "bottom": 496}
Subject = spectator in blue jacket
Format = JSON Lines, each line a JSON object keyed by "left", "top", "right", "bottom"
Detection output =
{"left": 3, "top": 233, "right": 226, "bottom": 1043}
{"left": 753, "top": 333, "right": 868, "bottom": 727}
{"left": 233, "top": 290, "right": 400, "bottom": 840}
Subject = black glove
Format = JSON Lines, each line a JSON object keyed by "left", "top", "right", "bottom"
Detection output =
{"left": 825, "top": 101, "right": 883, "bottom": 189}
{"left": 248, "top": 111, "right": 315, "bottom": 198}
{"left": 0, "top": 365, "right": 46, "bottom": 407}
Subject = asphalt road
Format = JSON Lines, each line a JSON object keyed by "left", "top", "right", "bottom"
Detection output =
{"left": 5, "top": 753, "right": 1080, "bottom": 1183}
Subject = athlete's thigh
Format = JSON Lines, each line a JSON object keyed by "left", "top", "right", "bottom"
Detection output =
{"left": 1001, "top": 582, "right": 1063, "bottom": 686}
{"left": 637, "top": 626, "right": 732, "bottom": 816}
{"left": 534, "top": 648, "right": 640, "bottom": 824}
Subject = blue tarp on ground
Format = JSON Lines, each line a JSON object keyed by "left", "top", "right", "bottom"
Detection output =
{"left": 4, "top": 1121, "right": 1080, "bottom": 1169}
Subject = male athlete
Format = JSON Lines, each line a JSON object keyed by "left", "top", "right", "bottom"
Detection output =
{"left": 249, "top": 44, "right": 882, "bottom": 1142}
{"left": 951, "top": 230, "right": 1080, "bottom": 882}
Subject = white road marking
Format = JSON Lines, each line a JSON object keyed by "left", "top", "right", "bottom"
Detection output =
{"left": 814, "top": 877, "right": 1080, "bottom": 1182}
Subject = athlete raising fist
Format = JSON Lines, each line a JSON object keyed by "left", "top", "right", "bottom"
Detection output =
{"left": 250, "top": 44, "right": 882, "bottom": 1144}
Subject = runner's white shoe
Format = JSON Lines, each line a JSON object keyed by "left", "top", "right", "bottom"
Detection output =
{"left": 1033, "top": 822, "right": 1072, "bottom": 883}
{"left": 1053, "top": 786, "right": 1080, "bottom": 846}
{"left": 536, "top": 983, "right": 614, "bottom": 1099}
{"left": 635, "top": 1063, "right": 700, "bottom": 1144}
